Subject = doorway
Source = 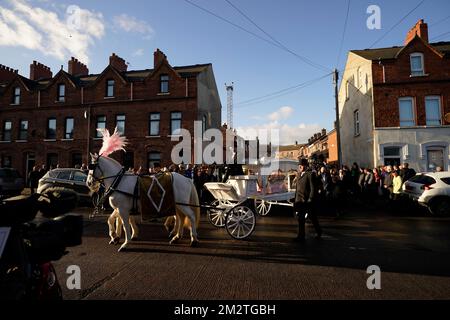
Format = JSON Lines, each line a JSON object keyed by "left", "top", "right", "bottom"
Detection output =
{"left": 25, "top": 152, "right": 36, "bottom": 185}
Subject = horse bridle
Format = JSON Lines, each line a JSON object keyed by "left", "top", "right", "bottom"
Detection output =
{"left": 88, "top": 155, "right": 122, "bottom": 184}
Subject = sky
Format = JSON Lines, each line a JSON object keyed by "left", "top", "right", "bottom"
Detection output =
{"left": 1, "top": 0, "right": 450, "bottom": 145}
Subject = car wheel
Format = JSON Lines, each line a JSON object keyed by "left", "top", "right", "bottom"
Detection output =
{"left": 431, "top": 198, "right": 450, "bottom": 216}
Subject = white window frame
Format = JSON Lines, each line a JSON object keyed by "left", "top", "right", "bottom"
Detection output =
{"left": 410, "top": 53, "right": 424, "bottom": 77}
{"left": 425, "top": 96, "right": 441, "bottom": 126}
{"left": 353, "top": 110, "right": 360, "bottom": 136}
{"left": 398, "top": 97, "right": 415, "bottom": 127}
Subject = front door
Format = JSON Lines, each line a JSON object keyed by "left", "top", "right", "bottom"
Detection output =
{"left": 25, "top": 152, "right": 36, "bottom": 185}
{"left": 427, "top": 149, "right": 444, "bottom": 172}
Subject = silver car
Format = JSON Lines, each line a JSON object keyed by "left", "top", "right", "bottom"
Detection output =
{"left": 0, "top": 168, "right": 25, "bottom": 197}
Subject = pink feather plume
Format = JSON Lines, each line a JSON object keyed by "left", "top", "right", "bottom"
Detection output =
{"left": 98, "top": 127, "right": 128, "bottom": 157}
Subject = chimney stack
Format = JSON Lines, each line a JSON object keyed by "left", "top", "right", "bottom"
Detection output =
{"left": 404, "top": 19, "right": 428, "bottom": 45}
{"left": 154, "top": 48, "right": 168, "bottom": 68}
{"left": 109, "top": 53, "right": 127, "bottom": 72}
{"left": 321, "top": 128, "right": 327, "bottom": 136}
{"left": 30, "top": 61, "right": 52, "bottom": 80}
{"left": 0, "top": 64, "right": 18, "bottom": 83}
{"left": 68, "top": 57, "right": 89, "bottom": 76}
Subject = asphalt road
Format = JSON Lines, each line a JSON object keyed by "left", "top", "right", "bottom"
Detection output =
{"left": 53, "top": 201, "right": 450, "bottom": 300}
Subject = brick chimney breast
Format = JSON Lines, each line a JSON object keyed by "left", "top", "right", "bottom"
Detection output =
{"left": 30, "top": 61, "right": 53, "bottom": 80}
{"left": 154, "top": 49, "right": 168, "bottom": 68}
{"left": 68, "top": 57, "right": 89, "bottom": 76}
{"left": 109, "top": 53, "right": 128, "bottom": 72}
{"left": 404, "top": 19, "right": 429, "bottom": 45}
{"left": 0, "top": 64, "right": 19, "bottom": 83}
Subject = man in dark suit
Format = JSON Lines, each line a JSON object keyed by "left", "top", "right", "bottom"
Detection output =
{"left": 294, "top": 158, "right": 322, "bottom": 242}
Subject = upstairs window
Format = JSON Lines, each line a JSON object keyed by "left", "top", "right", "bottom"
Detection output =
{"left": 425, "top": 96, "right": 441, "bottom": 126}
{"left": 12, "top": 87, "right": 20, "bottom": 105}
{"left": 170, "top": 112, "right": 182, "bottom": 135}
{"left": 399, "top": 97, "right": 415, "bottom": 127}
{"left": 410, "top": 53, "right": 424, "bottom": 76}
{"left": 96, "top": 115, "right": 106, "bottom": 138}
{"left": 106, "top": 79, "right": 115, "bottom": 97}
{"left": 115, "top": 114, "right": 125, "bottom": 135}
{"left": 353, "top": 110, "right": 360, "bottom": 136}
{"left": 149, "top": 113, "right": 160, "bottom": 136}
{"left": 160, "top": 74, "right": 169, "bottom": 93}
{"left": 19, "top": 120, "right": 28, "bottom": 140}
{"left": 57, "top": 84, "right": 65, "bottom": 102}
{"left": 65, "top": 117, "right": 74, "bottom": 139}
{"left": 2, "top": 121, "right": 12, "bottom": 141}
{"left": 46, "top": 118, "right": 56, "bottom": 139}
{"left": 148, "top": 151, "right": 161, "bottom": 169}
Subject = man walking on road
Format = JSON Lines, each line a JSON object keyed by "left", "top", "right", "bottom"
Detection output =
{"left": 294, "top": 158, "right": 322, "bottom": 242}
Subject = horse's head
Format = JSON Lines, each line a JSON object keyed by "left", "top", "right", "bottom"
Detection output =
{"left": 86, "top": 152, "right": 101, "bottom": 193}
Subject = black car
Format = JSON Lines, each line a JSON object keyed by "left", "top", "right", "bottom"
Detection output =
{"left": 37, "top": 169, "right": 93, "bottom": 205}
{"left": 0, "top": 168, "right": 25, "bottom": 197}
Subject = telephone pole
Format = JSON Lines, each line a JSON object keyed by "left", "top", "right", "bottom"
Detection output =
{"left": 333, "top": 69, "right": 342, "bottom": 168}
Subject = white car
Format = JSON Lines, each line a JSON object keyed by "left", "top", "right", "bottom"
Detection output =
{"left": 402, "top": 172, "right": 450, "bottom": 216}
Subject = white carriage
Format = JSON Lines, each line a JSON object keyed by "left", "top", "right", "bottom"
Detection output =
{"left": 203, "top": 159, "right": 298, "bottom": 240}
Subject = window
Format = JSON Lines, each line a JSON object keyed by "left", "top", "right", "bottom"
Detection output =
{"left": 71, "top": 153, "right": 82, "bottom": 168}
{"left": 106, "top": 79, "right": 115, "bottom": 97}
{"left": 46, "top": 118, "right": 56, "bottom": 139}
{"left": 47, "top": 153, "right": 58, "bottom": 170}
{"left": 2, "top": 121, "right": 12, "bottom": 141}
{"left": 147, "top": 152, "right": 161, "bottom": 169}
{"left": 12, "top": 87, "right": 20, "bottom": 105}
{"left": 383, "top": 146, "right": 401, "bottom": 166}
{"left": 124, "top": 152, "right": 134, "bottom": 171}
{"left": 65, "top": 117, "right": 74, "bottom": 139}
{"left": 1, "top": 155, "right": 12, "bottom": 168}
{"left": 149, "top": 113, "right": 160, "bottom": 136}
{"left": 160, "top": 74, "right": 169, "bottom": 93}
{"left": 57, "top": 84, "right": 65, "bottom": 102}
{"left": 353, "top": 110, "right": 360, "bottom": 136}
{"left": 410, "top": 53, "right": 424, "bottom": 76}
{"left": 399, "top": 97, "right": 415, "bottom": 127}
{"left": 170, "top": 112, "right": 182, "bottom": 135}
{"left": 56, "top": 170, "right": 70, "bottom": 180}
{"left": 96, "top": 116, "right": 106, "bottom": 138}
{"left": 116, "top": 114, "right": 125, "bottom": 135}
{"left": 19, "top": 120, "right": 28, "bottom": 140}
{"left": 425, "top": 96, "right": 441, "bottom": 126}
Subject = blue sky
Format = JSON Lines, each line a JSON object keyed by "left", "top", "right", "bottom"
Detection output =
{"left": 1, "top": 0, "right": 450, "bottom": 144}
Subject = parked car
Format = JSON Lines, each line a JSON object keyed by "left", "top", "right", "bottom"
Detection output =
{"left": 0, "top": 168, "right": 25, "bottom": 197}
{"left": 402, "top": 172, "right": 450, "bottom": 216}
{"left": 37, "top": 168, "right": 93, "bottom": 205}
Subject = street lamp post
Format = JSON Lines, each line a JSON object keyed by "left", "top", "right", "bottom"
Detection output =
{"left": 84, "top": 105, "right": 91, "bottom": 163}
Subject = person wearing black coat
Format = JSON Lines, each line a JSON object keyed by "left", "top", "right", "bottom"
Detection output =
{"left": 293, "top": 159, "right": 322, "bottom": 242}
{"left": 28, "top": 165, "right": 41, "bottom": 194}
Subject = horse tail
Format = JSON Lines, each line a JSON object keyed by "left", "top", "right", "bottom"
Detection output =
{"left": 190, "top": 181, "right": 201, "bottom": 230}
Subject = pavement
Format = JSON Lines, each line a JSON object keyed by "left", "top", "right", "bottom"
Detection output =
{"left": 53, "top": 201, "right": 450, "bottom": 300}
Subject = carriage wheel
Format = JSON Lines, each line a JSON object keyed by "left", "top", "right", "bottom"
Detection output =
{"left": 207, "top": 200, "right": 226, "bottom": 228}
{"left": 254, "top": 198, "right": 272, "bottom": 216}
{"left": 225, "top": 206, "right": 256, "bottom": 239}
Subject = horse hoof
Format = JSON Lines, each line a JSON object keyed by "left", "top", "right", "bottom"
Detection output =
{"left": 118, "top": 244, "right": 128, "bottom": 252}
{"left": 169, "top": 237, "right": 179, "bottom": 245}
{"left": 109, "top": 237, "right": 120, "bottom": 245}
{"left": 168, "top": 232, "right": 174, "bottom": 239}
{"left": 190, "top": 240, "right": 199, "bottom": 247}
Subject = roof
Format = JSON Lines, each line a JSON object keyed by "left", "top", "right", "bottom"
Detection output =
{"left": 351, "top": 41, "right": 450, "bottom": 60}
{"left": 278, "top": 145, "right": 302, "bottom": 152}
{"left": 1, "top": 63, "right": 211, "bottom": 90}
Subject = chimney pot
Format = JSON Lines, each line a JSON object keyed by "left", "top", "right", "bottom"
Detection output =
{"left": 29, "top": 60, "right": 52, "bottom": 80}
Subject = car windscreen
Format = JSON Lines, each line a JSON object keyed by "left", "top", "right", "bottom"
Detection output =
{"left": 57, "top": 171, "right": 71, "bottom": 180}
{"left": 408, "top": 175, "right": 436, "bottom": 185}
{"left": 72, "top": 171, "right": 87, "bottom": 182}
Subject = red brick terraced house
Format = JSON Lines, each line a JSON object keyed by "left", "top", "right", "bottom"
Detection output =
{"left": 339, "top": 20, "right": 450, "bottom": 172}
{"left": 0, "top": 49, "right": 222, "bottom": 178}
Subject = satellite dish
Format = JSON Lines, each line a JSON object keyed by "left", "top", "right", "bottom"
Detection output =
{"left": 444, "top": 113, "right": 450, "bottom": 124}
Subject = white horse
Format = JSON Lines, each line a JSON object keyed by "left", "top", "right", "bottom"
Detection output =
{"left": 86, "top": 153, "right": 200, "bottom": 252}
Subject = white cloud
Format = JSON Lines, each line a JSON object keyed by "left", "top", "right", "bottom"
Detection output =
{"left": 268, "top": 106, "right": 294, "bottom": 121}
{"left": 132, "top": 48, "right": 145, "bottom": 57}
{"left": 0, "top": 0, "right": 105, "bottom": 64}
{"left": 236, "top": 121, "right": 321, "bottom": 146}
{"left": 113, "top": 14, "right": 154, "bottom": 40}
